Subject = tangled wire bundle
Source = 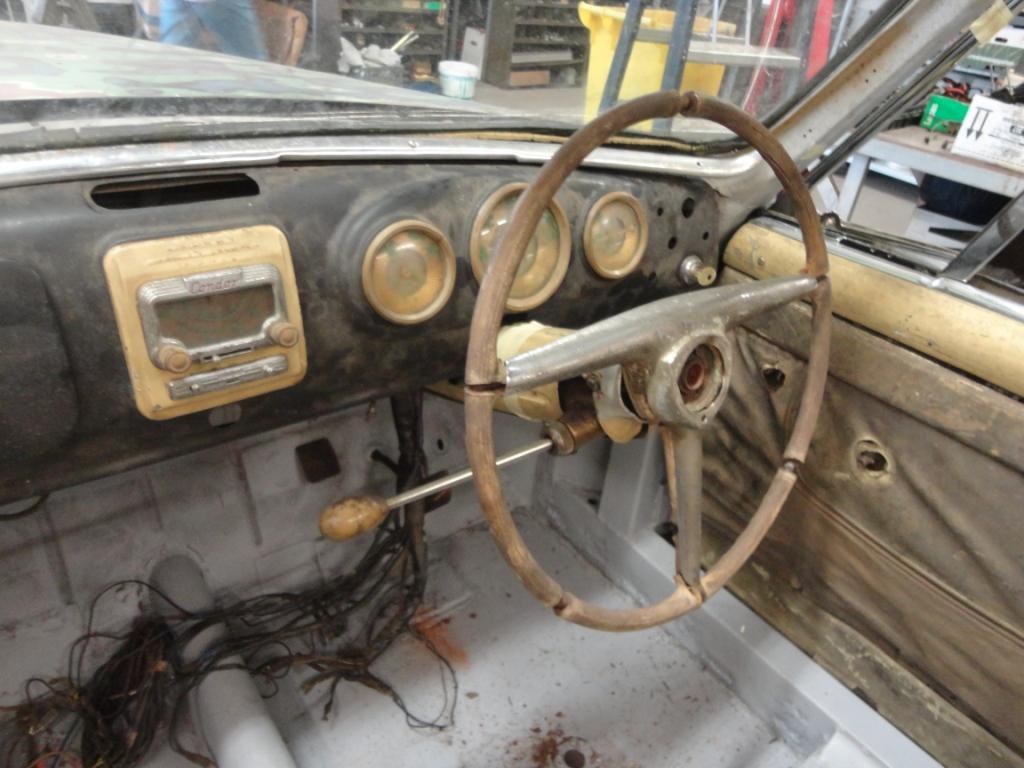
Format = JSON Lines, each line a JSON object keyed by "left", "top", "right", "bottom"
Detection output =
{"left": 1, "top": 393, "right": 454, "bottom": 768}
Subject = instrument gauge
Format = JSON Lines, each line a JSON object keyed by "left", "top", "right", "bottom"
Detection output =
{"left": 361, "top": 219, "right": 456, "bottom": 325}
{"left": 470, "top": 183, "right": 571, "bottom": 313}
{"left": 583, "top": 192, "right": 648, "bottom": 279}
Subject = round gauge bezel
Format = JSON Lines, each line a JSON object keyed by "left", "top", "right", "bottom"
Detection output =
{"left": 582, "top": 191, "right": 649, "bottom": 279}
{"left": 361, "top": 218, "right": 457, "bottom": 325}
{"left": 469, "top": 182, "right": 572, "bottom": 313}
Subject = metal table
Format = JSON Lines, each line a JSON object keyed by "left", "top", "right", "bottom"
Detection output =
{"left": 836, "top": 125, "right": 1024, "bottom": 221}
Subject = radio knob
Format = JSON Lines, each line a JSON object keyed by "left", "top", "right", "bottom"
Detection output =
{"left": 156, "top": 344, "right": 192, "bottom": 373}
{"left": 268, "top": 320, "right": 300, "bottom": 348}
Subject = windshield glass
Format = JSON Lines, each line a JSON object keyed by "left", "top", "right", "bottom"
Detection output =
{"left": 0, "top": 0, "right": 895, "bottom": 146}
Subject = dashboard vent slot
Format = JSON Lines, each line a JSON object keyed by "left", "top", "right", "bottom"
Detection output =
{"left": 91, "top": 174, "right": 259, "bottom": 210}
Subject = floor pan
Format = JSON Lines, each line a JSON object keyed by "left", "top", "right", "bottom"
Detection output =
{"left": 264, "top": 513, "right": 797, "bottom": 768}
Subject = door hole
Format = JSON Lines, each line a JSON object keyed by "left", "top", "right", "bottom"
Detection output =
{"left": 855, "top": 439, "right": 891, "bottom": 477}
{"left": 761, "top": 364, "right": 786, "bottom": 391}
{"left": 654, "top": 521, "right": 678, "bottom": 544}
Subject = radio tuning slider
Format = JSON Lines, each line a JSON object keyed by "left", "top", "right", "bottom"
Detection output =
{"left": 267, "top": 320, "right": 300, "bottom": 348}
{"left": 156, "top": 343, "right": 192, "bottom": 373}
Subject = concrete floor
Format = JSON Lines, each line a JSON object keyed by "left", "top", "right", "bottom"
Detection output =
{"left": 834, "top": 169, "right": 922, "bottom": 237}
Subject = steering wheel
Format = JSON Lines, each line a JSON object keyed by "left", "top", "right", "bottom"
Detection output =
{"left": 464, "top": 91, "right": 831, "bottom": 631}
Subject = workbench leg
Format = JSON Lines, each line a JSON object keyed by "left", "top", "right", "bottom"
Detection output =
{"left": 812, "top": 177, "right": 839, "bottom": 214}
{"left": 311, "top": 0, "right": 341, "bottom": 73}
{"left": 653, "top": 0, "right": 697, "bottom": 132}
{"left": 836, "top": 153, "right": 870, "bottom": 222}
{"left": 599, "top": 0, "right": 644, "bottom": 112}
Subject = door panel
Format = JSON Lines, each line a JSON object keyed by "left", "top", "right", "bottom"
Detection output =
{"left": 705, "top": 221, "right": 1024, "bottom": 766}
{"left": 725, "top": 221, "right": 1024, "bottom": 398}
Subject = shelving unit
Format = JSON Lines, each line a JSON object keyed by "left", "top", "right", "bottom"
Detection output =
{"left": 482, "top": 0, "right": 589, "bottom": 88}
{"left": 338, "top": 0, "right": 449, "bottom": 76}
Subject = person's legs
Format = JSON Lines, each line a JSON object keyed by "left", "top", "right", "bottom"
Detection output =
{"left": 192, "top": 0, "right": 268, "bottom": 60}
{"left": 159, "top": 0, "right": 202, "bottom": 48}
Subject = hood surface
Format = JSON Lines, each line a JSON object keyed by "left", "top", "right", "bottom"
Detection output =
{"left": 0, "top": 20, "right": 496, "bottom": 113}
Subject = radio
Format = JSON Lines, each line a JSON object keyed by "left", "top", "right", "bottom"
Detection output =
{"left": 105, "top": 225, "right": 307, "bottom": 420}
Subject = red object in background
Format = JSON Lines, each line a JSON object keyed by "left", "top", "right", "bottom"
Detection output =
{"left": 743, "top": 0, "right": 833, "bottom": 114}
{"left": 806, "top": 0, "right": 834, "bottom": 79}
{"left": 742, "top": 0, "right": 796, "bottom": 114}
{"left": 941, "top": 77, "right": 970, "bottom": 101}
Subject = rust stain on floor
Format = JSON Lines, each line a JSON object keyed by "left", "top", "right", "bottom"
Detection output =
{"left": 411, "top": 607, "right": 469, "bottom": 667}
{"left": 530, "top": 725, "right": 568, "bottom": 766}
{"left": 504, "top": 715, "right": 642, "bottom": 768}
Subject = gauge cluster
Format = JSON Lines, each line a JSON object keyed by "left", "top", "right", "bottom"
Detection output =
{"left": 350, "top": 169, "right": 714, "bottom": 330}
{"left": 0, "top": 161, "right": 719, "bottom": 502}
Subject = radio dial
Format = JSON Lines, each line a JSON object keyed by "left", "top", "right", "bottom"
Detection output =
{"left": 156, "top": 344, "right": 192, "bottom": 373}
{"left": 267, "top": 320, "right": 300, "bottom": 348}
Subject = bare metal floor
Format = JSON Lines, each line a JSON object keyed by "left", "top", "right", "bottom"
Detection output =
{"left": 266, "top": 514, "right": 797, "bottom": 768}
{"left": 0, "top": 400, "right": 935, "bottom": 767}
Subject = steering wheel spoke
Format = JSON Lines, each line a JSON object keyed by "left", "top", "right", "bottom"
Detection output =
{"left": 662, "top": 426, "right": 703, "bottom": 586}
{"left": 502, "top": 276, "right": 817, "bottom": 396}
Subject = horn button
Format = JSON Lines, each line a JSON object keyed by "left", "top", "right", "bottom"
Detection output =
{"left": 678, "top": 344, "right": 722, "bottom": 408}
{"left": 645, "top": 334, "right": 732, "bottom": 430}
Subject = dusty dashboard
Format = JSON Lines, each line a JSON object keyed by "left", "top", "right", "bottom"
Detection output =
{"left": 0, "top": 161, "right": 720, "bottom": 503}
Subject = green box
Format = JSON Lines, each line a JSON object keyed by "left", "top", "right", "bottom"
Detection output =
{"left": 919, "top": 94, "right": 970, "bottom": 134}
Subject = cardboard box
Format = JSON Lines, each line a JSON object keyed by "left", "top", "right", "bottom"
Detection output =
{"left": 951, "top": 94, "right": 1024, "bottom": 172}
{"left": 508, "top": 69, "right": 550, "bottom": 87}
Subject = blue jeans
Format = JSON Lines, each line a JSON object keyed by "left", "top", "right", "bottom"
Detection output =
{"left": 160, "top": 0, "right": 268, "bottom": 60}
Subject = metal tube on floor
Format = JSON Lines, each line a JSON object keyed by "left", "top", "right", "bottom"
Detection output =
{"left": 150, "top": 555, "right": 300, "bottom": 768}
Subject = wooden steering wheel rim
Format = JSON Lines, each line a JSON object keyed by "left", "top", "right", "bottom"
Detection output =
{"left": 464, "top": 92, "right": 832, "bottom": 631}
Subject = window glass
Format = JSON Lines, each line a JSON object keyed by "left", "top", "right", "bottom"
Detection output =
{"left": 1, "top": 0, "right": 895, "bottom": 145}
{"left": 819, "top": 20, "right": 1024, "bottom": 305}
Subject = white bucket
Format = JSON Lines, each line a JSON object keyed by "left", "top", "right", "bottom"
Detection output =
{"left": 439, "top": 60, "right": 480, "bottom": 99}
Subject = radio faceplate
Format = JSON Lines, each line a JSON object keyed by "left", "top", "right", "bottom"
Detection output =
{"left": 138, "top": 264, "right": 288, "bottom": 366}
{"left": 105, "top": 226, "right": 307, "bottom": 420}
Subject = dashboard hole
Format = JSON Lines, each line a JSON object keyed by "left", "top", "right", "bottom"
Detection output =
{"left": 667, "top": 236, "right": 678, "bottom": 250}
{"left": 656, "top": 206, "right": 665, "bottom": 217}
{"left": 682, "top": 198, "right": 696, "bottom": 218}
{"left": 436, "top": 438, "right": 447, "bottom": 452}
{"left": 296, "top": 438, "right": 341, "bottom": 483}
{"left": 91, "top": 174, "right": 259, "bottom": 210}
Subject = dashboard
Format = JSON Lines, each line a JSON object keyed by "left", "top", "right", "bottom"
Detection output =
{"left": 0, "top": 161, "right": 720, "bottom": 503}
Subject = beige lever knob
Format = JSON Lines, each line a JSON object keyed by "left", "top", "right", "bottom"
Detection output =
{"left": 319, "top": 438, "right": 554, "bottom": 542}
{"left": 678, "top": 255, "right": 717, "bottom": 287}
{"left": 319, "top": 495, "right": 390, "bottom": 541}
{"left": 267, "top": 320, "right": 300, "bottom": 348}
{"left": 156, "top": 343, "right": 192, "bottom": 373}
